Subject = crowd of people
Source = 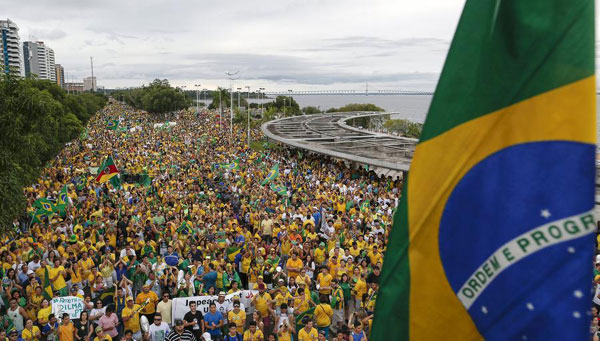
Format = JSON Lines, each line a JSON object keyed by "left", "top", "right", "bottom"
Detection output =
{"left": 1, "top": 102, "right": 400, "bottom": 341}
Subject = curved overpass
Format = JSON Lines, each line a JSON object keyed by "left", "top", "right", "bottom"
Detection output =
{"left": 261, "top": 112, "right": 416, "bottom": 177}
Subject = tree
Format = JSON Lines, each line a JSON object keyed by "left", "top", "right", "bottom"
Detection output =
{"left": 208, "top": 88, "right": 230, "bottom": 110}
{"left": 326, "top": 103, "right": 384, "bottom": 113}
{"left": 383, "top": 119, "right": 422, "bottom": 138}
{"left": 0, "top": 74, "right": 107, "bottom": 231}
{"left": 111, "top": 79, "right": 190, "bottom": 114}
{"left": 302, "top": 106, "right": 321, "bottom": 115}
{"left": 264, "top": 96, "right": 301, "bottom": 116}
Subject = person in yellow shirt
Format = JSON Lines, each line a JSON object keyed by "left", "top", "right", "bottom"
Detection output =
{"left": 312, "top": 295, "right": 333, "bottom": 338}
{"left": 136, "top": 284, "right": 159, "bottom": 322}
{"left": 293, "top": 282, "right": 310, "bottom": 315}
{"left": 122, "top": 297, "right": 141, "bottom": 340}
{"left": 93, "top": 326, "right": 112, "bottom": 341}
{"left": 272, "top": 283, "right": 293, "bottom": 312}
{"left": 242, "top": 321, "right": 264, "bottom": 341}
{"left": 297, "top": 319, "right": 318, "bottom": 341}
{"left": 351, "top": 268, "right": 367, "bottom": 314}
{"left": 49, "top": 259, "right": 67, "bottom": 296}
{"left": 314, "top": 243, "right": 326, "bottom": 266}
{"left": 367, "top": 246, "right": 382, "bottom": 266}
{"left": 58, "top": 314, "right": 76, "bottom": 341}
{"left": 227, "top": 301, "right": 246, "bottom": 334}
{"left": 349, "top": 242, "right": 361, "bottom": 258}
{"left": 316, "top": 267, "right": 332, "bottom": 296}
{"left": 251, "top": 283, "right": 272, "bottom": 318}
{"left": 21, "top": 318, "right": 41, "bottom": 341}
{"left": 285, "top": 252, "right": 303, "bottom": 279}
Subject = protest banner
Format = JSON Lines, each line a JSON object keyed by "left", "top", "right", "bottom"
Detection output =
{"left": 51, "top": 296, "right": 84, "bottom": 319}
{"left": 171, "top": 290, "right": 257, "bottom": 322}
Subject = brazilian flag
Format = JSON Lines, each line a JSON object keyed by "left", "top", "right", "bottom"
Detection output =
{"left": 30, "top": 209, "right": 48, "bottom": 225}
{"left": 269, "top": 184, "right": 287, "bottom": 196}
{"left": 33, "top": 198, "right": 56, "bottom": 214}
{"left": 56, "top": 185, "right": 69, "bottom": 216}
{"left": 261, "top": 164, "right": 279, "bottom": 185}
{"left": 359, "top": 200, "right": 369, "bottom": 213}
{"left": 42, "top": 267, "right": 53, "bottom": 300}
{"left": 76, "top": 176, "right": 87, "bottom": 191}
{"left": 106, "top": 119, "right": 119, "bottom": 130}
{"left": 373, "top": 1, "right": 596, "bottom": 341}
{"left": 176, "top": 221, "right": 193, "bottom": 235}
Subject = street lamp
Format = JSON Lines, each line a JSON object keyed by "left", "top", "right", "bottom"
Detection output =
{"left": 245, "top": 85, "right": 251, "bottom": 147}
{"left": 259, "top": 87, "right": 265, "bottom": 115}
{"left": 219, "top": 88, "right": 223, "bottom": 127}
{"left": 194, "top": 84, "right": 201, "bottom": 115}
{"left": 226, "top": 71, "right": 239, "bottom": 139}
{"left": 288, "top": 89, "right": 293, "bottom": 116}
{"left": 237, "top": 87, "right": 242, "bottom": 108}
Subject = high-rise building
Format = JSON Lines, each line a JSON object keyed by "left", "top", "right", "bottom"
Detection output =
{"left": 46, "top": 48, "right": 55, "bottom": 82}
{"left": 0, "top": 19, "right": 24, "bottom": 76}
{"left": 64, "top": 82, "right": 84, "bottom": 93}
{"left": 83, "top": 76, "right": 96, "bottom": 91}
{"left": 55, "top": 64, "right": 64, "bottom": 88}
{"left": 23, "top": 41, "right": 56, "bottom": 81}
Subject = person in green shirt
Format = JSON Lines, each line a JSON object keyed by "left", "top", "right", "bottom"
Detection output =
{"left": 339, "top": 274, "right": 352, "bottom": 321}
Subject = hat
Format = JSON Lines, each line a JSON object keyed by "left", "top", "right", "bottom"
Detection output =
{"left": 126, "top": 296, "right": 134, "bottom": 302}
{"left": 258, "top": 275, "right": 263, "bottom": 279}
{"left": 297, "top": 280, "right": 305, "bottom": 286}
{"left": 278, "top": 278, "right": 284, "bottom": 283}
{"left": 27, "top": 270, "right": 34, "bottom": 275}
{"left": 95, "top": 326, "right": 103, "bottom": 334}
{"left": 175, "top": 320, "right": 184, "bottom": 326}
{"left": 8, "top": 330, "right": 18, "bottom": 336}
{"left": 218, "top": 291, "right": 225, "bottom": 297}
{"left": 319, "top": 242, "right": 325, "bottom": 247}
{"left": 69, "top": 235, "right": 77, "bottom": 242}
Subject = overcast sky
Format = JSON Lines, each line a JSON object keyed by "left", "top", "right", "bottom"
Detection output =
{"left": 5, "top": 0, "right": 599, "bottom": 91}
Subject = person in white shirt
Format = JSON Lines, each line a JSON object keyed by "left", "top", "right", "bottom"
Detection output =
{"left": 156, "top": 293, "right": 173, "bottom": 326}
{"left": 147, "top": 313, "right": 171, "bottom": 341}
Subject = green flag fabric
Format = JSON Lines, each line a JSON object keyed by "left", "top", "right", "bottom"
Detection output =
{"left": 261, "top": 164, "right": 279, "bottom": 185}
{"left": 372, "top": 1, "right": 596, "bottom": 340}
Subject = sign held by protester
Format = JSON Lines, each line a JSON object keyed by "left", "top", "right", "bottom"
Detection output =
{"left": 171, "top": 290, "right": 257, "bottom": 322}
{"left": 51, "top": 296, "right": 84, "bottom": 319}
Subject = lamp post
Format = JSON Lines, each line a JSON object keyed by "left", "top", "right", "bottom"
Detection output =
{"left": 237, "top": 87, "right": 242, "bottom": 108}
{"left": 288, "top": 89, "right": 293, "bottom": 116}
{"left": 259, "top": 87, "right": 265, "bottom": 115}
{"left": 219, "top": 88, "right": 222, "bottom": 127}
{"left": 194, "top": 84, "right": 201, "bottom": 115}
{"left": 180, "top": 86, "right": 187, "bottom": 114}
{"left": 225, "top": 71, "right": 239, "bottom": 139}
{"left": 245, "top": 85, "right": 251, "bottom": 147}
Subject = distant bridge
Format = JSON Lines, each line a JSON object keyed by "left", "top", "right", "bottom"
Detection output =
{"left": 264, "top": 90, "right": 433, "bottom": 96}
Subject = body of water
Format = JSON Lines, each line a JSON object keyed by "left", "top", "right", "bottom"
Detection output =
{"left": 262, "top": 95, "right": 600, "bottom": 139}
{"left": 201, "top": 94, "right": 600, "bottom": 138}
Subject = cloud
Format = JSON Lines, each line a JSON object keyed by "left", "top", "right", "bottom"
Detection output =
{"left": 94, "top": 52, "right": 438, "bottom": 88}
{"left": 321, "top": 36, "right": 449, "bottom": 50}
{"left": 26, "top": 28, "right": 67, "bottom": 41}
{"left": 6, "top": 0, "right": 466, "bottom": 89}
